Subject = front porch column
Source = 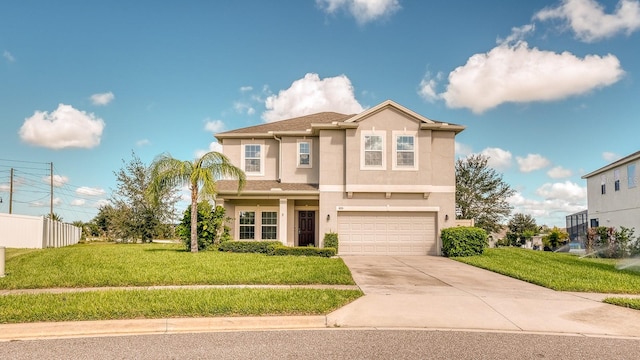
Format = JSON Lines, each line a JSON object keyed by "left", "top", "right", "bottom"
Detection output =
{"left": 279, "top": 198, "right": 288, "bottom": 245}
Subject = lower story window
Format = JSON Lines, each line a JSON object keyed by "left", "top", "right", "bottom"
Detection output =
{"left": 261, "top": 211, "right": 278, "bottom": 240}
{"left": 239, "top": 211, "right": 255, "bottom": 240}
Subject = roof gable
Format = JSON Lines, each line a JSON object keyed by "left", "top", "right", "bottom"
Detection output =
{"left": 345, "top": 100, "right": 435, "bottom": 125}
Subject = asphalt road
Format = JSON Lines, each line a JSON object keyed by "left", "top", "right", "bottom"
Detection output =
{"left": 1, "top": 329, "right": 638, "bottom": 359}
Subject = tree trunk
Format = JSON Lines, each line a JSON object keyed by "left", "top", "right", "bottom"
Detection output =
{"left": 190, "top": 185, "right": 199, "bottom": 253}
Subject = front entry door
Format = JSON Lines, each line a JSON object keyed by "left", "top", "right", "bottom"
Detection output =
{"left": 298, "top": 211, "right": 315, "bottom": 246}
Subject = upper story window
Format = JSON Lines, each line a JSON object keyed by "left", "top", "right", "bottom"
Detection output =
{"left": 393, "top": 132, "right": 417, "bottom": 170}
{"left": 600, "top": 175, "right": 606, "bottom": 195}
{"left": 361, "top": 131, "right": 385, "bottom": 170}
{"left": 614, "top": 169, "right": 620, "bottom": 191}
{"left": 297, "top": 140, "right": 311, "bottom": 168}
{"left": 243, "top": 144, "right": 263, "bottom": 176}
{"left": 628, "top": 163, "right": 637, "bottom": 189}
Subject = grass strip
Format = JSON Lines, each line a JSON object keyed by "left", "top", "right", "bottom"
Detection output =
{"left": 604, "top": 297, "right": 640, "bottom": 310}
{"left": 0, "top": 288, "right": 363, "bottom": 324}
{"left": 454, "top": 248, "right": 640, "bottom": 294}
{"left": 1, "top": 243, "right": 355, "bottom": 289}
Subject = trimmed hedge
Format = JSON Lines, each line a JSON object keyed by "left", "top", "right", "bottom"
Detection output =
{"left": 218, "top": 241, "right": 281, "bottom": 254}
{"left": 267, "top": 245, "right": 336, "bottom": 257}
{"left": 324, "top": 232, "right": 339, "bottom": 252}
{"left": 441, "top": 226, "right": 487, "bottom": 257}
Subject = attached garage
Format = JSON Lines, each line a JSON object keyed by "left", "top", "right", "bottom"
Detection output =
{"left": 337, "top": 211, "right": 437, "bottom": 255}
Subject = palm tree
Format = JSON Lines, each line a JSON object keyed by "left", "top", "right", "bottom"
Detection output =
{"left": 149, "top": 151, "right": 245, "bottom": 253}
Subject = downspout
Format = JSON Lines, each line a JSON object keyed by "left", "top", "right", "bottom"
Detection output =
{"left": 273, "top": 134, "right": 282, "bottom": 183}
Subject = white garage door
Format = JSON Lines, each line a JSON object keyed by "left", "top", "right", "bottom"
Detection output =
{"left": 337, "top": 211, "right": 437, "bottom": 255}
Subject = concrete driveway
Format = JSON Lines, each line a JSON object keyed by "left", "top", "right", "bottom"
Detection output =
{"left": 327, "top": 256, "right": 640, "bottom": 338}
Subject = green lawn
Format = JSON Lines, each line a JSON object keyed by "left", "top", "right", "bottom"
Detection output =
{"left": 604, "top": 297, "right": 640, "bottom": 310}
{"left": 454, "top": 248, "right": 640, "bottom": 294}
{"left": 0, "top": 288, "right": 362, "bottom": 324}
{"left": 0, "top": 243, "right": 361, "bottom": 323}
{"left": 1, "top": 243, "right": 355, "bottom": 289}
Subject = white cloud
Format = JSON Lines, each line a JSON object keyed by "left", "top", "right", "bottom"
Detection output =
{"left": 90, "top": 92, "right": 115, "bottom": 106}
{"left": 204, "top": 119, "right": 225, "bottom": 133}
{"left": 233, "top": 102, "right": 256, "bottom": 115}
{"left": 497, "top": 24, "right": 536, "bottom": 44}
{"left": 602, "top": 151, "right": 621, "bottom": 162}
{"left": 316, "top": 0, "right": 401, "bottom": 25}
{"left": 537, "top": 181, "right": 587, "bottom": 202}
{"left": 422, "top": 41, "right": 624, "bottom": 113}
{"left": 19, "top": 104, "right": 105, "bottom": 149}
{"left": 30, "top": 198, "right": 62, "bottom": 207}
{"left": 263, "top": 73, "right": 364, "bottom": 123}
{"left": 71, "top": 199, "right": 86, "bottom": 206}
{"left": 43, "top": 175, "right": 69, "bottom": 187}
{"left": 455, "top": 142, "right": 473, "bottom": 157}
{"left": 517, "top": 153, "right": 551, "bottom": 172}
{"left": 94, "top": 199, "right": 110, "bottom": 208}
{"left": 76, "top": 186, "right": 105, "bottom": 196}
{"left": 3, "top": 50, "right": 15, "bottom": 62}
{"left": 0, "top": 183, "right": 10, "bottom": 192}
{"left": 534, "top": 0, "right": 640, "bottom": 42}
{"left": 136, "top": 139, "right": 150, "bottom": 147}
{"left": 508, "top": 191, "right": 586, "bottom": 226}
{"left": 240, "top": 86, "right": 253, "bottom": 92}
{"left": 547, "top": 166, "right": 573, "bottom": 178}
{"left": 480, "top": 147, "right": 513, "bottom": 170}
{"left": 418, "top": 75, "right": 439, "bottom": 102}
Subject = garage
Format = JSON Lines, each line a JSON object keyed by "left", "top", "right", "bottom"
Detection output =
{"left": 337, "top": 211, "right": 437, "bottom": 255}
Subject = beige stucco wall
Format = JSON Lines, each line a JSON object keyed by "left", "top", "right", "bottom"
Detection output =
{"left": 220, "top": 138, "right": 279, "bottom": 180}
{"left": 586, "top": 161, "right": 640, "bottom": 231}
{"left": 279, "top": 137, "right": 320, "bottom": 184}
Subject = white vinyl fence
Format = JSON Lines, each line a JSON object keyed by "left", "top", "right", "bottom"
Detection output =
{"left": 0, "top": 213, "right": 81, "bottom": 249}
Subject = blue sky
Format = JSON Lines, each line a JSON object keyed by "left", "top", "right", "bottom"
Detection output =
{"left": 1, "top": 0, "right": 639, "bottom": 227}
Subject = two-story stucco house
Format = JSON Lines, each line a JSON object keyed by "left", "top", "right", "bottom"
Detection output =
{"left": 214, "top": 100, "right": 464, "bottom": 255}
{"left": 582, "top": 150, "right": 640, "bottom": 232}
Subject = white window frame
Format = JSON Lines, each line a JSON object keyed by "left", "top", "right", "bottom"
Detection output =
{"left": 236, "top": 207, "right": 278, "bottom": 240}
{"left": 360, "top": 130, "right": 386, "bottom": 170}
{"left": 297, "top": 139, "right": 312, "bottom": 168}
{"left": 392, "top": 131, "right": 418, "bottom": 170}
{"left": 241, "top": 143, "right": 264, "bottom": 176}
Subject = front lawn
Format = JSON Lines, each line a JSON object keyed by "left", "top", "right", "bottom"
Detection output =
{"left": 1, "top": 243, "right": 355, "bottom": 289}
{"left": 0, "top": 288, "right": 362, "bottom": 324}
{"left": 454, "top": 248, "right": 640, "bottom": 294}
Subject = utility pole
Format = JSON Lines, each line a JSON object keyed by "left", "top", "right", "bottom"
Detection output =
{"left": 50, "top": 162, "right": 53, "bottom": 218}
{"left": 9, "top": 168, "right": 13, "bottom": 214}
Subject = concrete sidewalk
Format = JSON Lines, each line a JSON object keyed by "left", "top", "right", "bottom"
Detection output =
{"left": 327, "top": 256, "right": 640, "bottom": 338}
{"left": 2, "top": 256, "right": 640, "bottom": 341}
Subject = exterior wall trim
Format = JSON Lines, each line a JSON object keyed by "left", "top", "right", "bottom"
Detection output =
{"left": 344, "top": 185, "right": 454, "bottom": 193}
{"left": 336, "top": 206, "right": 440, "bottom": 212}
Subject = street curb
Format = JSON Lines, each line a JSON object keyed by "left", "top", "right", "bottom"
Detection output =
{"left": 0, "top": 316, "right": 328, "bottom": 341}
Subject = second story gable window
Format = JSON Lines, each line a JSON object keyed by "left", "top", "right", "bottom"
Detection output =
{"left": 243, "top": 144, "right": 263, "bottom": 175}
{"left": 393, "top": 132, "right": 417, "bottom": 170}
{"left": 297, "top": 140, "right": 311, "bottom": 168}
{"left": 362, "top": 132, "right": 385, "bottom": 169}
{"left": 629, "top": 163, "right": 637, "bottom": 189}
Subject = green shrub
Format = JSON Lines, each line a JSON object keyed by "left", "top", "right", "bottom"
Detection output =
{"left": 441, "top": 226, "right": 487, "bottom": 257}
{"left": 324, "top": 232, "right": 339, "bottom": 251}
{"left": 267, "top": 245, "right": 336, "bottom": 257}
{"left": 177, "top": 202, "right": 231, "bottom": 251}
{"left": 218, "top": 241, "right": 281, "bottom": 254}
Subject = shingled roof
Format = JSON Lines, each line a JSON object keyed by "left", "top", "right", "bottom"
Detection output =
{"left": 216, "top": 112, "right": 354, "bottom": 136}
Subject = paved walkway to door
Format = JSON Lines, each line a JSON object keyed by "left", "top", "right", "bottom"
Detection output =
{"left": 327, "top": 256, "right": 640, "bottom": 338}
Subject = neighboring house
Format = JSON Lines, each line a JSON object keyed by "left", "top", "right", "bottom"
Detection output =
{"left": 214, "top": 100, "right": 464, "bottom": 255}
{"left": 582, "top": 150, "right": 640, "bottom": 233}
{"left": 565, "top": 209, "right": 588, "bottom": 243}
